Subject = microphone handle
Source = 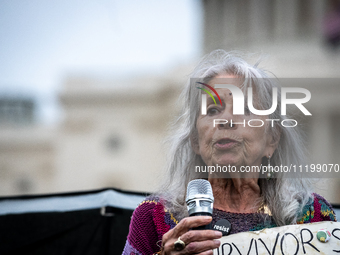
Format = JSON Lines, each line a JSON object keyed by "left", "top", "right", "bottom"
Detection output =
{"left": 191, "top": 212, "right": 212, "bottom": 230}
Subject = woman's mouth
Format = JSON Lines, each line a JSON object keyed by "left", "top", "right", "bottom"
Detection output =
{"left": 214, "top": 138, "right": 239, "bottom": 150}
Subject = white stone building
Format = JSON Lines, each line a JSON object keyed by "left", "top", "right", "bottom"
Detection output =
{"left": 1, "top": 0, "right": 340, "bottom": 204}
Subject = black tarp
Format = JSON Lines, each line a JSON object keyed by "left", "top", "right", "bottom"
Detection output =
{"left": 0, "top": 188, "right": 147, "bottom": 255}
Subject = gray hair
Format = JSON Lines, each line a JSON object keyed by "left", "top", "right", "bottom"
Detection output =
{"left": 157, "top": 50, "right": 312, "bottom": 226}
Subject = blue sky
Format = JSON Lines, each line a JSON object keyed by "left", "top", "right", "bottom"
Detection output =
{"left": 0, "top": 0, "right": 202, "bottom": 123}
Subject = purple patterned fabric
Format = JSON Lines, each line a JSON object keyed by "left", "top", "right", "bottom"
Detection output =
{"left": 122, "top": 240, "right": 143, "bottom": 255}
{"left": 125, "top": 198, "right": 163, "bottom": 255}
{"left": 164, "top": 212, "right": 177, "bottom": 230}
{"left": 212, "top": 208, "right": 276, "bottom": 234}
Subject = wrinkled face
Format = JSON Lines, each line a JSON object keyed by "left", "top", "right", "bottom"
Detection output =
{"left": 192, "top": 74, "right": 279, "bottom": 169}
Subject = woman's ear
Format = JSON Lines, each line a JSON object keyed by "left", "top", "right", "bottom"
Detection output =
{"left": 190, "top": 132, "right": 201, "bottom": 155}
{"left": 265, "top": 127, "right": 282, "bottom": 156}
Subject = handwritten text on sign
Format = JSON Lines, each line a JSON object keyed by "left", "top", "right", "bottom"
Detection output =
{"left": 214, "top": 221, "right": 340, "bottom": 255}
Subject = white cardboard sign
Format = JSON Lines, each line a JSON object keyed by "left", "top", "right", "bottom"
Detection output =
{"left": 214, "top": 221, "right": 340, "bottom": 255}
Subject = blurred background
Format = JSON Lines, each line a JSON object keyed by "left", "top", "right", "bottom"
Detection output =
{"left": 1, "top": 0, "right": 340, "bottom": 204}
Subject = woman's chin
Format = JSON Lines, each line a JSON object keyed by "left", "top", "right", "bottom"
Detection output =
{"left": 212, "top": 158, "right": 239, "bottom": 167}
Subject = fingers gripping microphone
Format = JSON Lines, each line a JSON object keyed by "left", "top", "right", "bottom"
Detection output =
{"left": 186, "top": 179, "right": 214, "bottom": 230}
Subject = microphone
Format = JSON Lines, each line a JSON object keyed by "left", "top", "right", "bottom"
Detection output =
{"left": 186, "top": 179, "right": 214, "bottom": 230}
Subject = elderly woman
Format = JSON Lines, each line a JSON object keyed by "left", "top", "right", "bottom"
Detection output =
{"left": 122, "top": 50, "right": 336, "bottom": 255}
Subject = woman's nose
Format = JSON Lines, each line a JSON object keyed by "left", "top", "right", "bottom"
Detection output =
{"left": 217, "top": 106, "right": 237, "bottom": 130}
{"left": 217, "top": 121, "right": 237, "bottom": 130}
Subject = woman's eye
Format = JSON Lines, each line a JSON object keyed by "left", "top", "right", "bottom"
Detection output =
{"left": 207, "top": 107, "right": 220, "bottom": 116}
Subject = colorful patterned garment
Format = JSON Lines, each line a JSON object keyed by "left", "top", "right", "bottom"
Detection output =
{"left": 122, "top": 193, "right": 336, "bottom": 255}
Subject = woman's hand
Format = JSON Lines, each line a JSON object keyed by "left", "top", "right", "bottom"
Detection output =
{"left": 161, "top": 216, "right": 222, "bottom": 255}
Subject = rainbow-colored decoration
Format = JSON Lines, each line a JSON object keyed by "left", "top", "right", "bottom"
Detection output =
{"left": 196, "top": 82, "right": 223, "bottom": 106}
